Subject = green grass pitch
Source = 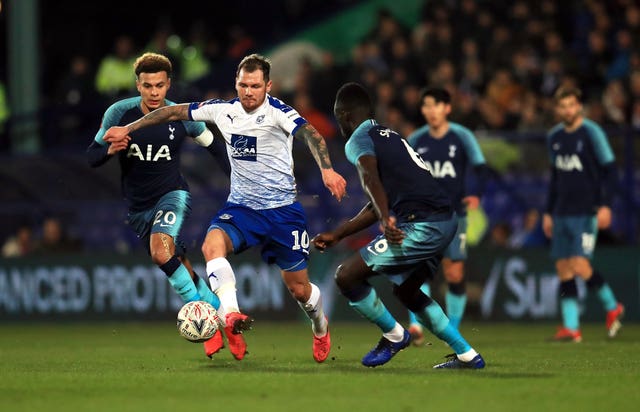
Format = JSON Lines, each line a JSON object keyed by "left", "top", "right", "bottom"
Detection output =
{"left": 1, "top": 321, "right": 638, "bottom": 412}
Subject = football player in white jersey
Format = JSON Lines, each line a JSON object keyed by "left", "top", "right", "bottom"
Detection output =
{"left": 104, "top": 53, "right": 346, "bottom": 363}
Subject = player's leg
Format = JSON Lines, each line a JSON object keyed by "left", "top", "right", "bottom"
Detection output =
{"left": 408, "top": 281, "right": 430, "bottom": 346}
{"left": 136, "top": 191, "right": 202, "bottom": 304}
{"left": 179, "top": 254, "right": 221, "bottom": 310}
{"left": 549, "top": 216, "right": 582, "bottom": 342}
{"left": 201, "top": 204, "right": 258, "bottom": 360}
{"left": 443, "top": 217, "right": 469, "bottom": 330}
{"left": 553, "top": 259, "right": 582, "bottom": 342}
{"left": 281, "top": 268, "right": 330, "bottom": 362}
{"left": 443, "top": 259, "right": 466, "bottom": 330}
{"left": 334, "top": 251, "right": 410, "bottom": 367}
{"left": 268, "top": 202, "right": 329, "bottom": 362}
{"left": 393, "top": 261, "right": 483, "bottom": 369}
{"left": 573, "top": 257, "right": 624, "bottom": 337}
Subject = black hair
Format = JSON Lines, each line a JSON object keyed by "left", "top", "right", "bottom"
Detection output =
{"left": 335, "top": 82, "right": 375, "bottom": 117}
{"left": 420, "top": 86, "right": 451, "bottom": 104}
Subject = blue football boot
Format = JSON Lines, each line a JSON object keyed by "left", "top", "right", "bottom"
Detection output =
{"left": 361, "top": 329, "right": 411, "bottom": 367}
{"left": 433, "top": 353, "right": 485, "bottom": 369}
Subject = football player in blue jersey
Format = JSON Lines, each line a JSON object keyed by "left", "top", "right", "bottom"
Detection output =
{"left": 544, "top": 86, "right": 624, "bottom": 342}
{"left": 87, "top": 52, "right": 229, "bottom": 353}
{"left": 312, "top": 82, "right": 484, "bottom": 369}
{"left": 404, "top": 87, "right": 490, "bottom": 344}
{"left": 103, "top": 53, "right": 346, "bottom": 363}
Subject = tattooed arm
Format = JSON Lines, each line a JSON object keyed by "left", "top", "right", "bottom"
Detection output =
{"left": 294, "top": 123, "right": 347, "bottom": 201}
{"left": 103, "top": 104, "right": 191, "bottom": 143}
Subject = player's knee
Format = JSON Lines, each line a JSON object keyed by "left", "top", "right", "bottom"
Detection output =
{"left": 334, "top": 264, "right": 351, "bottom": 292}
{"left": 150, "top": 248, "right": 172, "bottom": 267}
{"left": 287, "top": 281, "right": 308, "bottom": 301}
{"left": 444, "top": 269, "right": 463, "bottom": 284}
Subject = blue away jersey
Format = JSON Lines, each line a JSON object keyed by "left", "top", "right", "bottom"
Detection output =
{"left": 546, "top": 118, "right": 615, "bottom": 215}
{"left": 345, "top": 120, "right": 451, "bottom": 221}
{"left": 93, "top": 97, "right": 207, "bottom": 212}
{"left": 407, "top": 122, "right": 485, "bottom": 215}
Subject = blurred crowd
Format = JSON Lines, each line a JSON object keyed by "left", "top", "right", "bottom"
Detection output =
{"left": 16, "top": 0, "right": 640, "bottom": 150}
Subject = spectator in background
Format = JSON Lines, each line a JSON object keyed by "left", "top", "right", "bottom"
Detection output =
{"left": 2, "top": 222, "right": 35, "bottom": 258}
{"left": 33, "top": 216, "right": 82, "bottom": 254}
{"left": 95, "top": 35, "right": 138, "bottom": 99}
{"left": 508, "top": 208, "right": 548, "bottom": 249}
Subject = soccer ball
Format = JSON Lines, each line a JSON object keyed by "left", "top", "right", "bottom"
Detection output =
{"left": 176, "top": 301, "right": 220, "bottom": 343}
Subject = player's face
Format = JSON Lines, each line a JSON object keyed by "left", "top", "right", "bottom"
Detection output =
{"left": 236, "top": 68, "right": 271, "bottom": 112}
{"left": 556, "top": 95, "right": 583, "bottom": 126}
{"left": 421, "top": 96, "right": 450, "bottom": 128}
{"left": 136, "top": 71, "right": 171, "bottom": 113}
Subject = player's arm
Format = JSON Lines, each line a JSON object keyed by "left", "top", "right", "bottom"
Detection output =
{"left": 356, "top": 155, "right": 404, "bottom": 244}
{"left": 87, "top": 110, "right": 131, "bottom": 167}
{"left": 597, "top": 162, "right": 617, "bottom": 229}
{"left": 294, "top": 123, "right": 347, "bottom": 201}
{"left": 103, "top": 104, "right": 191, "bottom": 143}
{"left": 312, "top": 203, "right": 378, "bottom": 251}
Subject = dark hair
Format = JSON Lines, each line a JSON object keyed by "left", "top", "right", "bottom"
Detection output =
{"left": 335, "top": 82, "right": 375, "bottom": 116}
{"left": 554, "top": 86, "right": 582, "bottom": 102}
{"left": 420, "top": 87, "right": 451, "bottom": 104}
{"left": 133, "top": 52, "right": 172, "bottom": 78}
{"left": 237, "top": 53, "right": 271, "bottom": 82}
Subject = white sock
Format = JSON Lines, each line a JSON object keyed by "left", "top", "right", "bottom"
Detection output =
{"left": 457, "top": 348, "right": 479, "bottom": 362}
{"left": 383, "top": 322, "right": 405, "bottom": 342}
{"left": 206, "top": 257, "right": 239, "bottom": 320}
{"left": 298, "top": 283, "right": 328, "bottom": 337}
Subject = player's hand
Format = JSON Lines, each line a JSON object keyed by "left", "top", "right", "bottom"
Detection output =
{"left": 103, "top": 126, "right": 130, "bottom": 144}
{"left": 107, "top": 136, "right": 130, "bottom": 155}
{"left": 463, "top": 195, "right": 480, "bottom": 210}
{"left": 312, "top": 232, "right": 339, "bottom": 252}
{"left": 542, "top": 213, "right": 553, "bottom": 238}
{"left": 596, "top": 206, "right": 612, "bottom": 229}
{"left": 380, "top": 216, "right": 404, "bottom": 244}
{"left": 321, "top": 168, "right": 347, "bottom": 202}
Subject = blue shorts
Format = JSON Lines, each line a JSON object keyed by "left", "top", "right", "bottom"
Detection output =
{"left": 360, "top": 215, "right": 458, "bottom": 286}
{"left": 550, "top": 215, "right": 598, "bottom": 259}
{"left": 127, "top": 190, "right": 192, "bottom": 254}
{"left": 444, "top": 216, "right": 467, "bottom": 261}
{"left": 209, "top": 201, "right": 309, "bottom": 271}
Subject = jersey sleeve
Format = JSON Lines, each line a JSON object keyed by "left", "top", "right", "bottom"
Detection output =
{"left": 584, "top": 120, "right": 615, "bottom": 165}
{"left": 345, "top": 129, "right": 375, "bottom": 166}
{"left": 453, "top": 123, "right": 486, "bottom": 166}
{"left": 269, "top": 96, "right": 308, "bottom": 136}
{"left": 188, "top": 99, "right": 224, "bottom": 123}
{"left": 93, "top": 102, "right": 128, "bottom": 145}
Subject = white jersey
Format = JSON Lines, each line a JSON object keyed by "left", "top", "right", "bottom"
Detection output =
{"left": 188, "top": 95, "right": 308, "bottom": 210}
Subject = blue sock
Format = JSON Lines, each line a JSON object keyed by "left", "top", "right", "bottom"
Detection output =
{"left": 416, "top": 302, "right": 471, "bottom": 355}
{"left": 445, "top": 291, "right": 467, "bottom": 330}
{"left": 349, "top": 288, "right": 397, "bottom": 333}
{"left": 561, "top": 298, "right": 580, "bottom": 330}
{"left": 195, "top": 275, "right": 220, "bottom": 310}
{"left": 408, "top": 283, "right": 431, "bottom": 325}
{"left": 160, "top": 257, "right": 201, "bottom": 303}
{"left": 596, "top": 284, "right": 617, "bottom": 312}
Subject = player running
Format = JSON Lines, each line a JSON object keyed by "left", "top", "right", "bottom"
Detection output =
{"left": 313, "top": 82, "right": 485, "bottom": 369}
{"left": 103, "top": 53, "right": 345, "bottom": 363}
